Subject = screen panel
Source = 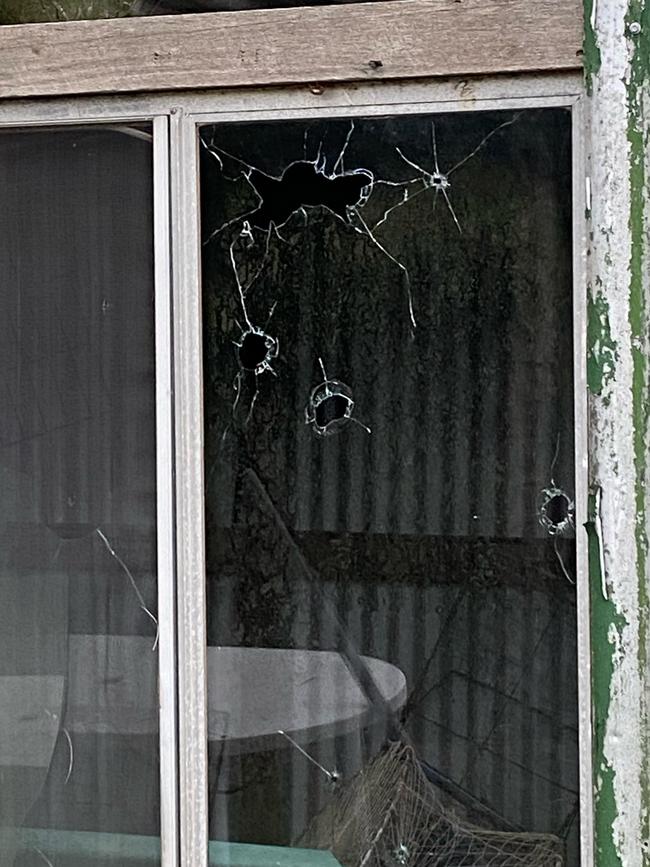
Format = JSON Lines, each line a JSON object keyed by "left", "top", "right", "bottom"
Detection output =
{"left": 0, "top": 125, "right": 160, "bottom": 867}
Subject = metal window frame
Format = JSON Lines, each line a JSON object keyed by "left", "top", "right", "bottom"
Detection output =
{"left": 0, "top": 69, "right": 590, "bottom": 867}
{"left": 154, "top": 113, "right": 180, "bottom": 867}
{"left": 177, "top": 76, "right": 592, "bottom": 867}
{"left": 0, "top": 110, "right": 179, "bottom": 866}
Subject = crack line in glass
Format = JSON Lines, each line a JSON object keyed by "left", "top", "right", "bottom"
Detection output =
{"left": 96, "top": 528, "right": 159, "bottom": 649}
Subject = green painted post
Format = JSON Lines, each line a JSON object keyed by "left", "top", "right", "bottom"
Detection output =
{"left": 585, "top": 0, "right": 650, "bottom": 863}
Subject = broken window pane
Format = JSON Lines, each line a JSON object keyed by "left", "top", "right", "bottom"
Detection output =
{"left": 0, "top": 127, "right": 160, "bottom": 865}
{"left": 201, "top": 109, "right": 578, "bottom": 866}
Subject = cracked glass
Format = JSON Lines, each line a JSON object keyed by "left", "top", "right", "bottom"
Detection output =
{"left": 200, "top": 109, "right": 579, "bottom": 866}
{"left": 0, "top": 126, "right": 160, "bottom": 866}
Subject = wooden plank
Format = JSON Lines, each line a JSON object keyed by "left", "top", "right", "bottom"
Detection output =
{"left": 0, "top": 0, "right": 583, "bottom": 100}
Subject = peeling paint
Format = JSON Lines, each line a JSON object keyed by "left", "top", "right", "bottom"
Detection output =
{"left": 626, "top": 0, "right": 650, "bottom": 854}
{"left": 584, "top": 0, "right": 603, "bottom": 93}
{"left": 587, "top": 0, "right": 650, "bottom": 864}
{"left": 586, "top": 493, "right": 626, "bottom": 866}
{"left": 587, "top": 286, "right": 618, "bottom": 395}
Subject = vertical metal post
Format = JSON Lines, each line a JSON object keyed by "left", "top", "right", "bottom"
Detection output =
{"left": 154, "top": 114, "right": 180, "bottom": 867}
{"left": 169, "top": 106, "right": 209, "bottom": 867}
{"left": 572, "top": 95, "right": 596, "bottom": 867}
{"left": 585, "top": 1, "right": 650, "bottom": 864}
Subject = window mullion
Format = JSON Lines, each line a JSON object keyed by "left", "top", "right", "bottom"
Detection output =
{"left": 154, "top": 113, "right": 181, "bottom": 867}
{"left": 170, "top": 106, "right": 210, "bottom": 867}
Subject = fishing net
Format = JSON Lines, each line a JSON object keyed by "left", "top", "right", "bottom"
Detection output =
{"left": 300, "top": 742, "right": 563, "bottom": 867}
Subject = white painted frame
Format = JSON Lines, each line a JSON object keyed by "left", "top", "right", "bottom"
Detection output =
{"left": 154, "top": 114, "right": 180, "bottom": 867}
{"left": 0, "top": 70, "right": 590, "bottom": 867}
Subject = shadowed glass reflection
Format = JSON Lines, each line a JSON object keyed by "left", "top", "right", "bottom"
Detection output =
{"left": 0, "top": 126, "right": 159, "bottom": 867}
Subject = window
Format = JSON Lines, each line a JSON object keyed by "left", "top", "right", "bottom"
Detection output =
{"left": 198, "top": 105, "right": 581, "bottom": 864}
{"left": 0, "top": 8, "right": 591, "bottom": 867}
{"left": 0, "top": 124, "right": 163, "bottom": 864}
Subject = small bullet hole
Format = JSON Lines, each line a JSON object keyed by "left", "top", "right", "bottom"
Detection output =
{"left": 368, "top": 59, "right": 383, "bottom": 69}
{"left": 315, "top": 394, "right": 350, "bottom": 429}
{"left": 546, "top": 494, "right": 570, "bottom": 527}
{"left": 239, "top": 332, "right": 272, "bottom": 372}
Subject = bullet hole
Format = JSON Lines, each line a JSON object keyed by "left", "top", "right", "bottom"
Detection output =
{"left": 311, "top": 383, "right": 353, "bottom": 434}
{"left": 545, "top": 494, "right": 570, "bottom": 527}
{"left": 384, "top": 114, "right": 523, "bottom": 236}
{"left": 394, "top": 122, "right": 460, "bottom": 232}
{"left": 539, "top": 487, "right": 574, "bottom": 536}
{"left": 223, "top": 233, "right": 280, "bottom": 426}
{"left": 539, "top": 485, "right": 575, "bottom": 584}
{"left": 305, "top": 359, "right": 370, "bottom": 437}
{"left": 232, "top": 324, "right": 279, "bottom": 425}
{"left": 315, "top": 393, "right": 350, "bottom": 429}
{"left": 430, "top": 171, "right": 450, "bottom": 191}
{"left": 237, "top": 328, "right": 279, "bottom": 375}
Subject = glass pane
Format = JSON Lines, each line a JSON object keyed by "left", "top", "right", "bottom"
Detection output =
{"left": 0, "top": 126, "right": 160, "bottom": 866}
{"left": 200, "top": 109, "right": 578, "bottom": 866}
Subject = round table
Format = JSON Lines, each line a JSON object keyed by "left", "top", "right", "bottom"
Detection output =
{"left": 65, "top": 636, "right": 407, "bottom": 754}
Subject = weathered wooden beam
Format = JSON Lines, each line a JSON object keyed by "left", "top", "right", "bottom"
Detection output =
{"left": 585, "top": 1, "right": 650, "bottom": 865}
{"left": 0, "top": 0, "right": 583, "bottom": 100}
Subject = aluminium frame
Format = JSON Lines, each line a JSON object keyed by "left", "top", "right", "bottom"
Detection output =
{"left": 0, "top": 70, "right": 590, "bottom": 867}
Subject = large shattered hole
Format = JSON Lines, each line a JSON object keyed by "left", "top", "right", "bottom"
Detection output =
{"left": 202, "top": 120, "right": 439, "bottom": 332}
{"left": 204, "top": 111, "right": 527, "bottom": 375}
{"left": 248, "top": 162, "right": 374, "bottom": 230}
{"left": 202, "top": 124, "right": 376, "bottom": 239}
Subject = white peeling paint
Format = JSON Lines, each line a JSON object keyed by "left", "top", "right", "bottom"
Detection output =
{"left": 589, "top": 1, "right": 647, "bottom": 865}
{"left": 595, "top": 486, "right": 608, "bottom": 600}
